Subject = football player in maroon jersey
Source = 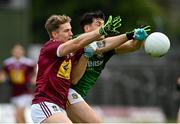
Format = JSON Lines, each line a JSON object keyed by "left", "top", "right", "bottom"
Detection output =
{"left": 3, "top": 44, "right": 36, "bottom": 123}
{"left": 31, "top": 14, "right": 121, "bottom": 123}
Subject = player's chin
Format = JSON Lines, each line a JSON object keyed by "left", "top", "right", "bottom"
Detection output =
{"left": 68, "top": 37, "right": 72, "bottom": 40}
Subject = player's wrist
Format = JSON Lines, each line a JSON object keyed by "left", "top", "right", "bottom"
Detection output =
{"left": 99, "top": 27, "right": 107, "bottom": 36}
{"left": 83, "top": 46, "right": 95, "bottom": 59}
{"left": 126, "top": 31, "right": 134, "bottom": 40}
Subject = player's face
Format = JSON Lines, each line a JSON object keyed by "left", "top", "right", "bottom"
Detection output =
{"left": 89, "top": 18, "right": 104, "bottom": 32}
{"left": 12, "top": 45, "right": 25, "bottom": 59}
{"left": 84, "top": 18, "right": 105, "bottom": 40}
{"left": 53, "top": 22, "right": 73, "bottom": 42}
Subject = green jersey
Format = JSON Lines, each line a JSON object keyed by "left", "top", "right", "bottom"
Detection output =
{"left": 71, "top": 50, "right": 115, "bottom": 97}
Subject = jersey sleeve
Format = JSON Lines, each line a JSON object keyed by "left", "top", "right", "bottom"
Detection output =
{"left": 44, "top": 41, "right": 61, "bottom": 58}
{"left": 2, "top": 60, "right": 8, "bottom": 73}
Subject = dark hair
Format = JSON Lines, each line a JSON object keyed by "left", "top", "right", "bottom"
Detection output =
{"left": 80, "top": 10, "right": 105, "bottom": 31}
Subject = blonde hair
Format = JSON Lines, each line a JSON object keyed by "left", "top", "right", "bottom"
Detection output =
{"left": 45, "top": 15, "right": 71, "bottom": 38}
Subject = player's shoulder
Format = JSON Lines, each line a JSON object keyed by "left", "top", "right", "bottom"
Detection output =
{"left": 44, "top": 39, "right": 60, "bottom": 46}
{"left": 43, "top": 39, "right": 62, "bottom": 50}
{"left": 3, "top": 57, "right": 16, "bottom": 65}
{"left": 20, "top": 57, "right": 35, "bottom": 66}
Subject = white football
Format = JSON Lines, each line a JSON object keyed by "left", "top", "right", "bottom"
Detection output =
{"left": 144, "top": 32, "right": 170, "bottom": 57}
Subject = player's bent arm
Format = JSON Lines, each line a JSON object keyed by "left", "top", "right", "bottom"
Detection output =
{"left": 58, "top": 28, "right": 101, "bottom": 57}
{"left": 96, "top": 34, "right": 128, "bottom": 54}
{"left": 71, "top": 55, "right": 88, "bottom": 85}
{"left": 30, "top": 66, "right": 37, "bottom": 85}
{"left": 0, "top": 70, "right": 7, "bottom": 83}
{"left": 115, "top": 40, "right": 143, "bottom": 54}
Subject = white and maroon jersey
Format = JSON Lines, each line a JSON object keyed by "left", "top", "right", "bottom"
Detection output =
{"left": 3, "top": 56, "right": 35, "bottom": 97}
{"left": 32, "top": 39, "right": 83, "bottom": 109}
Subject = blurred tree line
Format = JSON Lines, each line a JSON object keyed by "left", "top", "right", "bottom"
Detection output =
{"left": 31, "top": 0, "right": 174, "bottom": 43}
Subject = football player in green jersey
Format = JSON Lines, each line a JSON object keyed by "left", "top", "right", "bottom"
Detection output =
{"left": 66, "top": 10, "right": 151, "bottom": 123}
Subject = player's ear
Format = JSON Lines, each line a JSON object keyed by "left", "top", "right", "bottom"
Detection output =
{"left": 52, "top": 31, "right": 57, "bottom": 38}
{"left": 84, "top": 25, "right": 90, "bottom": 32}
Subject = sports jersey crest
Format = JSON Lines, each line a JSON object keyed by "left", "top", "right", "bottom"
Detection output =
{"left": 57, "top": 60, "right": 72, "bottom": 79}
{"left": 9, "top": 69, "right": 25, "bottom": 84}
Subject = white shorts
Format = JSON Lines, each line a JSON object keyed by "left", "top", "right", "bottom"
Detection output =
{"left": 67, "top": 88, "right": 84, "bottom": 105}
{"left": 11, "top": 94, "right": 33, "bottom": 108}
{"left": 31, "top": 101, "right": 66, "bottom": 124}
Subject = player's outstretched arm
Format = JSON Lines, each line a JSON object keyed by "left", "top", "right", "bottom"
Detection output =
{"left": 96, "top": 34, "right": 128, "bottom": 53}
{"left": 115, "top": 25, "right": 151, "bottom": 54}
{"left": 95, "top": 25, "right": 151, "bottom": 54}
{"left": 58, "top": 15, "right": 121, "bottom": 57}
{"left": 58, "top": 28, "right": 101, "bottom": 57}
{"left": 114, "top": 39, "right": 143, "bottom": 54}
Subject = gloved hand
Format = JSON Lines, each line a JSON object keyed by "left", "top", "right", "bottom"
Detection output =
{"left": 83, "top": 42, "right": 98, "bottom": 58}
{"left": 133, "top": 28, "right": 148, "bottom": 41}
{"left": 99, "top": 15, "right": 121, "bottom": 36}
{"left": 126, "top": 25, "right": 151, "bottom": 41}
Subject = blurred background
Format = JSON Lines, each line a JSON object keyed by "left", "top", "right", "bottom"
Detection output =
{"left": 0, "top": 0, "right": 179, "bottom": 123}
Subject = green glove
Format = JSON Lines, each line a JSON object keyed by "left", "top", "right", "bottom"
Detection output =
{"left": 126, "top": 25, "right": 151, "bottom": 40}
{"left": 99, "top": 15, "right": 121, "bottom": 36}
